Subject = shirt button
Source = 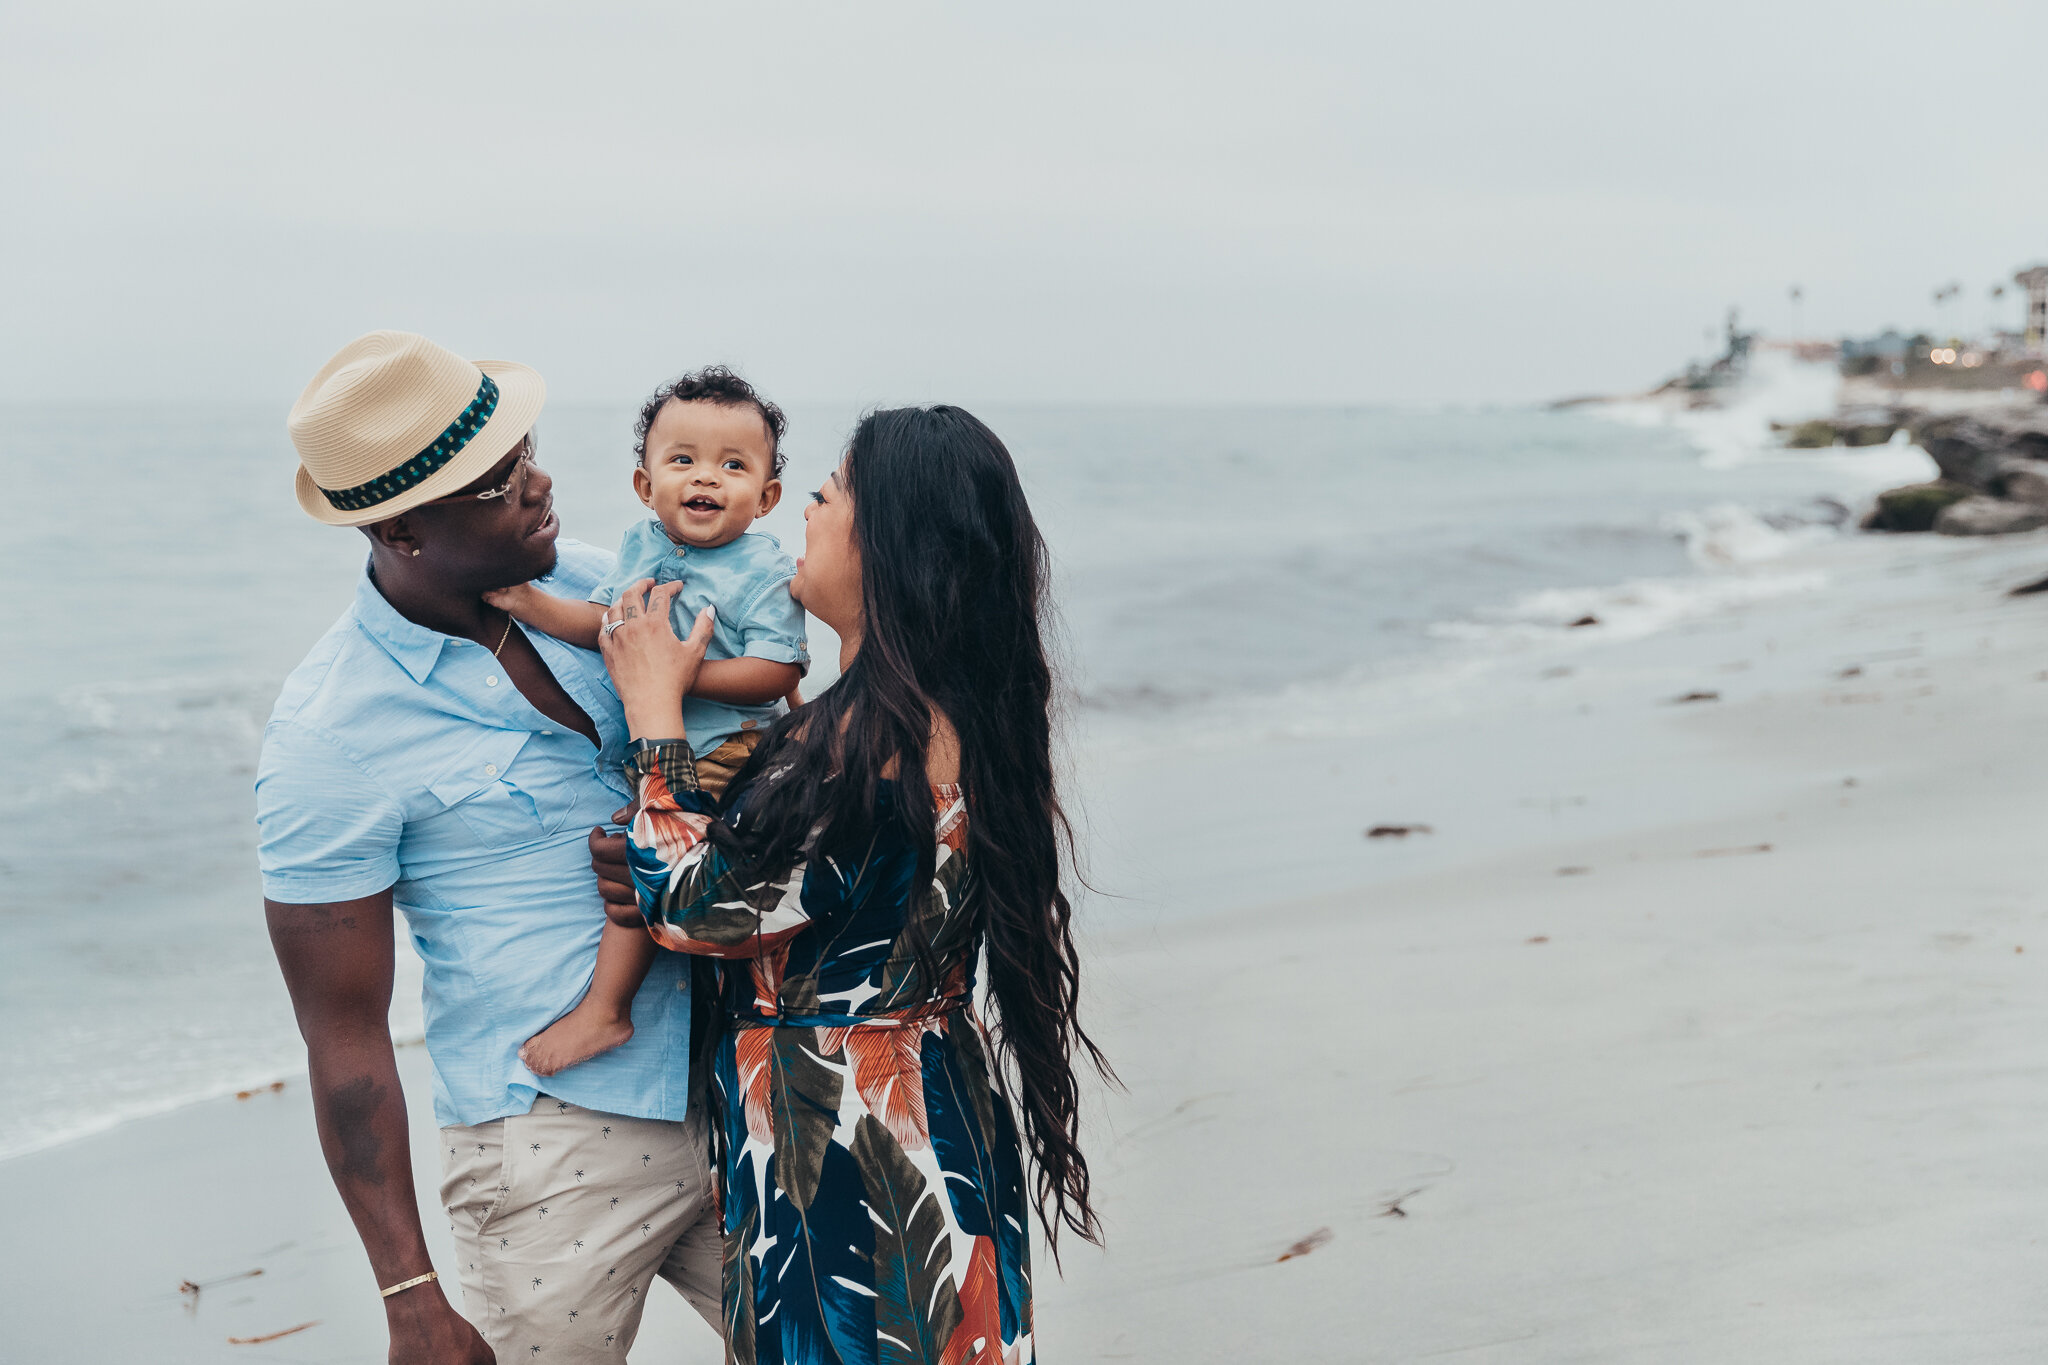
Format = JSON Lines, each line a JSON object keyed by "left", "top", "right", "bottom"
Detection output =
{"left": 485, "top": 676, "right": 499, "bottom": 687}
{"left": 484, "top": 764, "right": 499, "bottom": 776}
{"left": 741, "top": 720, "right": 756, "bottom": 729}
{"left": 541, "top": 729, "right": 554, "bottom": 736}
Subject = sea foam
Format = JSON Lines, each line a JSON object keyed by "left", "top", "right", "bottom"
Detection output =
{"left": 1429, "top": 568, "right": 1830, "bottom": 647}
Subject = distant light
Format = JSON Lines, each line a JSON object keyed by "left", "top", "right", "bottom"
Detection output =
{"left": 2029, "top": 370, "right": 2048, "bottom": 392}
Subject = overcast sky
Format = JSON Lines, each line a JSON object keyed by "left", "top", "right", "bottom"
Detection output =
{"left": 5, "top": 0, "right": 2046, "bottom": 407}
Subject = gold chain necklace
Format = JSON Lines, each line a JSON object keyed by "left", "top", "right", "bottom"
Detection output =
{"left": 489, "top": 612, "right": 514, "bottom": 658}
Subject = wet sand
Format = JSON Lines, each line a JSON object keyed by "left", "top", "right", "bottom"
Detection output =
{"left": 10, "top": 528, "right": 2048, "bottom": 1362}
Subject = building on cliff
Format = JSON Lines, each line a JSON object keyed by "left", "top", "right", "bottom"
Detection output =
{"left": 2014, "top": 265, "right": 2048, "bottom": 356}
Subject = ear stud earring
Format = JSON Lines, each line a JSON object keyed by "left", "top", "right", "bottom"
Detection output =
{"left": 411, "top": 549, "right": 421, "bottom": 557}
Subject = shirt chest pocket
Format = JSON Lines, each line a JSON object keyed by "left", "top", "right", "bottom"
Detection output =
{"left": 426, "top": 730, "right": 549, "bottom": 849}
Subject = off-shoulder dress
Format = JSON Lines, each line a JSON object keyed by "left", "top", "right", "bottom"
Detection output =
{"left": 622, "top": 739, "right": 1035, "bottom": 1365}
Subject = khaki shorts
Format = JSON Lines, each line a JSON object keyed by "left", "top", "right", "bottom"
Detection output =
{"left": 692, "top": 729, "right": 763, "bottom": 800}
{"left": 439, "top": 1095, "right": 720, "bottom": 1362}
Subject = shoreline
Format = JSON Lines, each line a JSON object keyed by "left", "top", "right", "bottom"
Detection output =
{"left": 2, "top": 379, "right": 1925, "bottom": 1166}
{"left": 1042, "top": 526, "right": 2048, "bottom": 1361}
{"left": 16, "top": 523, "right": 2048, "bottom": 1358}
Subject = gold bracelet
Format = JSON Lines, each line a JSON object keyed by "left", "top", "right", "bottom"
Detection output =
{"left": 379, "top": 1270, "right": 439, "bottom": 1299}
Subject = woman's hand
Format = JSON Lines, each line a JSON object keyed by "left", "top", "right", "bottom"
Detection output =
{"left": 598, "top": 579, "right": 715, "bottom": 740}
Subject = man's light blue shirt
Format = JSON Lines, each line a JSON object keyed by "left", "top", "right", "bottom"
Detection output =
{"left": 590, "top": 521, "right": 808, "bottom": 755}
{"left": 254, "top": 540, "right": 692, "bottom": 1128}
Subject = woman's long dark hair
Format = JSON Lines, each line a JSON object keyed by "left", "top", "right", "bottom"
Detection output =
{"left": 719, "top": 405, "right": 1110, "bottom": 1250}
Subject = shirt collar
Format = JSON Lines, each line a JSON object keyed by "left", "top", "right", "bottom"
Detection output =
{"left": 350, "top": 561, "right": 452, "bottom": 685}
{"left": 650, "top": 519, "right": 754, "bottom": 557}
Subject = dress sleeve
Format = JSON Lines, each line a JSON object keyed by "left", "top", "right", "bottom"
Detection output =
{"left": 622, "top": 739, "right": 811, "bottom": 958}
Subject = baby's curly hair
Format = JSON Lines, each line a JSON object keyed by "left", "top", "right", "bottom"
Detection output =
{"left": 633, "top": 366, "right": 788, "bottom": 479}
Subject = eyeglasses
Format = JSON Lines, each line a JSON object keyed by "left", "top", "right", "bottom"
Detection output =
{"left": 426, "top": 435, "right": 536, "bottom": 506}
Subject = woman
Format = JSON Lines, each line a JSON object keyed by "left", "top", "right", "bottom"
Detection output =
{"left": 597, "top": 405, "right": 1106, "bottom": 1365}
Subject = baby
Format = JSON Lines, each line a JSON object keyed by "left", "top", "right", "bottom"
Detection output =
{"left": 488, "top": 367, "right": 808, "bottom": 1076}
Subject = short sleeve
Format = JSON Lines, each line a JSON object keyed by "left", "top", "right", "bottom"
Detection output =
{"left": 533, "top": 536, "right": 615, "bottom": 602}
{"left": 587, "top": 554, "right": 634, "bottom": 607}
{"left": 736, "top": 574, "right": 810, "bottom": 674}
{"left": 255, "top": 721, "right": 405, "bottom": 903}
{"left": 589, "top": 521, "right": 661, "bottom": 606}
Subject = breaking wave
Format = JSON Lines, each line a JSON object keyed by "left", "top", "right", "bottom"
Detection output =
{"left": 1429, "top": 568, "right": 1830, "bottom": 647}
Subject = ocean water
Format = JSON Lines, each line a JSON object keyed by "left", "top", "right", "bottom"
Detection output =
{"left": 0, "top": 356, "right": 1934, "bottom": 1161}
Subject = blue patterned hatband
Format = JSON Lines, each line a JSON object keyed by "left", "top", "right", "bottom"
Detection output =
{"left": 321, "top": 373, "right": 502, "bottom": 512}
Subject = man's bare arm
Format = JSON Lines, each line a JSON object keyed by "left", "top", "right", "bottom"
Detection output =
{"left": 266, "top": 893, "right": 493, "bottom": 1364}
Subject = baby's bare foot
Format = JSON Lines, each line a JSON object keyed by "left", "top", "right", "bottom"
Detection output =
{"left": 519, "top": 1010, "right": 635, "bottom": 1077}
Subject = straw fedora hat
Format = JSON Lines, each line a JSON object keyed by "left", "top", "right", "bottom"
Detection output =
{"left": 288, "top": 330, "right": 546, "bottom": 527}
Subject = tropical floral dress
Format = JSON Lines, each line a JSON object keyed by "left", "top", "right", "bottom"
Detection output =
{"left": 622, "top": 740, "right": 1035, "bottom": 1365}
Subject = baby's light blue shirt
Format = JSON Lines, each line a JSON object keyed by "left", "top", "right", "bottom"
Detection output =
{"left": 590, "top": 520, "right": 809, "bottom": 754}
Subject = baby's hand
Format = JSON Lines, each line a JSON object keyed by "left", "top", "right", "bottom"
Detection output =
{"left": 483, "top": 583, "right": 539, "bottom": 618}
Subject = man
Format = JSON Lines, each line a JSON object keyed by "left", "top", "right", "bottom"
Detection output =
{"left": 256, "top": 331, "right": 719, "bottom": 1364}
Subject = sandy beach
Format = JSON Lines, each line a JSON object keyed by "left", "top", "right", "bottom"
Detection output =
{"left": 17, "top": 0, "right": 2048, "bottom": 1356}
{"left": 11, "top": 522, "right": 2048, "bottom": 1362}
{"left": 1053, "top": 528, "right": 2048, "bottom": 1363}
